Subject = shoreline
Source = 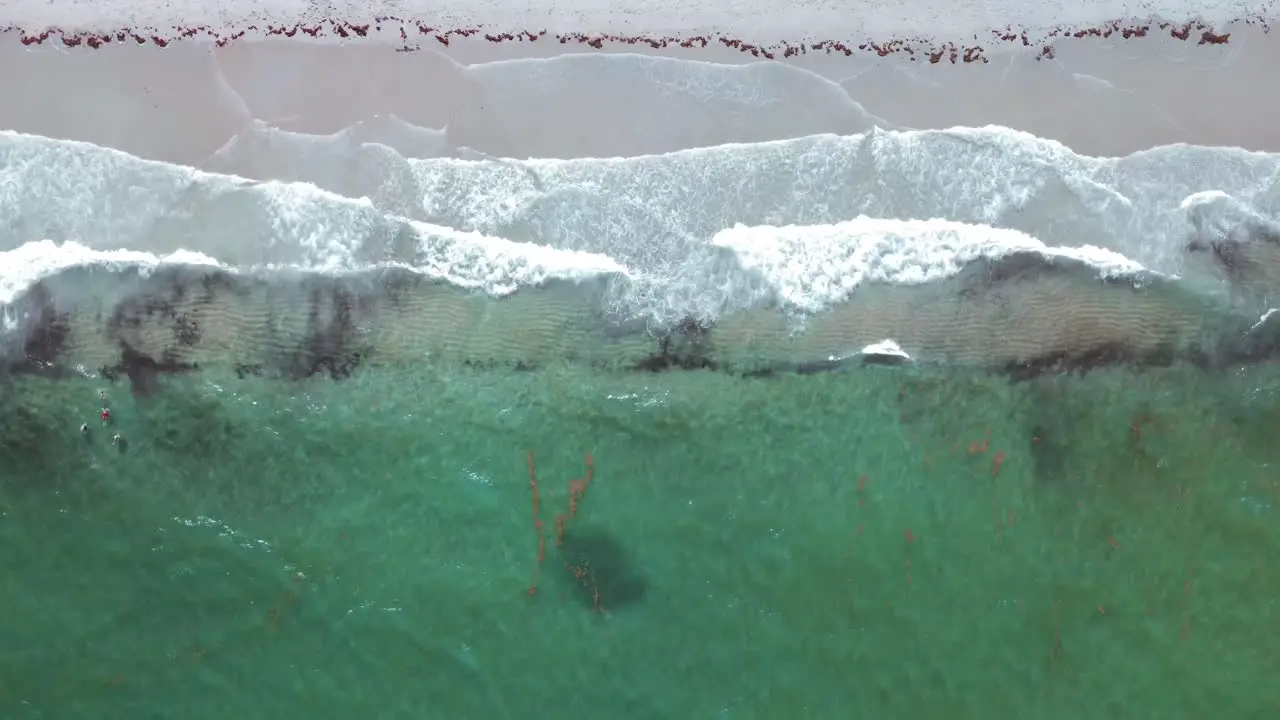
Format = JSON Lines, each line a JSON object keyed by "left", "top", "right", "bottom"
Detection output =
{"left": 3, "top": 12, "right": 1279, "bottom": 388}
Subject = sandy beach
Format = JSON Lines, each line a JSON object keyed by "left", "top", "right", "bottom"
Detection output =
{"left": 0, "top": 23, "right": 1277, "bottom": 165}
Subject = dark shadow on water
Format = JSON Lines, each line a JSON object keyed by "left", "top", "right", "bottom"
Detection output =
{"left": 556, "top": 526, "right": 648, "bottom": 612}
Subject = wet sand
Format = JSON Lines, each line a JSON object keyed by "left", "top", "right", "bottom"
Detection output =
{"left": 0, "top": 24, "right": 1278, "bottom": 163}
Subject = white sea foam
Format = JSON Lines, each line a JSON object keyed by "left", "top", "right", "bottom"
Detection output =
{"left": 0, "top": 240, "right": 222, "bottom": 305}
{"left": 1249, "top": 308, "right": 1279, "bottom": 333}
{"left": 711, "top": 217, "right": 1149, "bottom": 313}
{"left": 857, "top": 340, "right": 910, "bottom": 362}
{"left": 409, "top": 127, "right": 1280, "bottom": 277}
{"left": 0, "top": 130, "right": 626, "bottom": 310}
{"left": 2, "top": 122, "right": 1277, "bottom": 332}
{"left": 0, "top": 130, "right": 617, "bottom": 285}
{"left": 0, "top": 229, "right": 622, "bottom": 310}
{"left": 405, "top": 221, "right": 627, "bottom": 294}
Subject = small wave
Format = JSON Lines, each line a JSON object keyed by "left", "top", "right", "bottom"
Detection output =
{"left": 0, "top": 231, "right": 620, "bottom": 309}
{"left": 0, "top": 240, "right": 220, "bottom": 306}
{"left": 711, "top": 217, "right": 1150, "bottom": 314}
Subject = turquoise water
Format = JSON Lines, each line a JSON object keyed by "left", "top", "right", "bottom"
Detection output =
{"left": 2, "top": 363, "right": 1278, "bottom": 718}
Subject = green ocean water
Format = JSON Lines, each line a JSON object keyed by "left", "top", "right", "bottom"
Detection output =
{"left": 2, "top": 362, "right": 1278, "bottom": 719}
